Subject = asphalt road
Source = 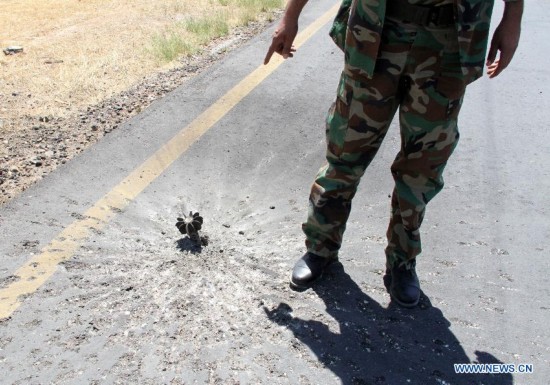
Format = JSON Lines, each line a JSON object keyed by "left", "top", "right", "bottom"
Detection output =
{"left": 0, "top": 0, "right": 548, "bottom": 384}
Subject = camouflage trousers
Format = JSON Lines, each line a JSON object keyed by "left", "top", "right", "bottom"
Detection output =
{"left": 303, "top": 18, "right": 467, "bottom": 268}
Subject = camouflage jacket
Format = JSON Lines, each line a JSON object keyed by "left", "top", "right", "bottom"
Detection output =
{"left": 330, "top": 0, "right": 495, "bottom": 84}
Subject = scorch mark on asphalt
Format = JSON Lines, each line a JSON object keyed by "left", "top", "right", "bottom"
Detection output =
{"left": 0, "top": 3, "right": 340, "bottom": 320}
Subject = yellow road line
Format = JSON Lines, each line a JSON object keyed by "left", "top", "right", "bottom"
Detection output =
{"left": 0, "top": 3, "right": 340, "bottom": 320}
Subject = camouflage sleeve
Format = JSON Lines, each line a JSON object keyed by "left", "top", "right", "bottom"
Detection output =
{"left": 455, "top": 0, "right": 495, "bottom": 84}
{"left": 329, "top": 0, "right": 352, "bottom": 52}
{"left": 344, "top": 0, "right": 386, "bottom": 80}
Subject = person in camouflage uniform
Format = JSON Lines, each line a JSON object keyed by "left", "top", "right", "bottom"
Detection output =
{"left": 264, "top": 0, "right": 523, "bottom": 307}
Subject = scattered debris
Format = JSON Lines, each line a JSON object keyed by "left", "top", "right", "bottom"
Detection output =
{"left": 3, "top": 46, "right": 23, "bottom": 55}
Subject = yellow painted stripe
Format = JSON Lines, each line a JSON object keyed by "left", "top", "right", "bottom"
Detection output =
{"left": 0, "top": 3, "right": 340, "bottom": 320}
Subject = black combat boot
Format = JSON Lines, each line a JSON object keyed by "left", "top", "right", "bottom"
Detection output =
{"left": 385, "top": 259, "right": 420, "bottom": 308}
{"left": 290, "top": 252, "right": 337, "bottom": 290}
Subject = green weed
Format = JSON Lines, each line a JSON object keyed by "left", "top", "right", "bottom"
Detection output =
{"left": 150, "top": 0, "right": 282, "bottom": 62}
{"left": 237, "top": 0, "right": 283, "bottom": 13}
{"left": 150, "top": 31, "right": 197, "bottom": 62}
{"left": 182, "top": 15, "right": 229, "bottom": 44}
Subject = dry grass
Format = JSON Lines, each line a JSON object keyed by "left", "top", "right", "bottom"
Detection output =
{"left": 0, "top": 0, "right": 283, "bottom": 130}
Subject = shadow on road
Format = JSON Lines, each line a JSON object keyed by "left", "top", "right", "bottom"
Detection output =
{"left": 175, "top": 237, "right": 203, "bottom": 254}
{"left": 264, "top": 263, "right": 513, "bottom": 385}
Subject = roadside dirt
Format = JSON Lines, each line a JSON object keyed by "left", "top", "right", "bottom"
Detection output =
{"left": 0, "top": 17, "right": 279, "bottom": 206}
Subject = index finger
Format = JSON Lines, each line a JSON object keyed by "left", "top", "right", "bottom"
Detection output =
{"left": 264, "top": 45, "right": 276, "bottom": 65}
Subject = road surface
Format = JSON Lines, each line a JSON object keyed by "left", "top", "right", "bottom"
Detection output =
{"left": 0, "top": 0, "right": 548, "bottom": 384}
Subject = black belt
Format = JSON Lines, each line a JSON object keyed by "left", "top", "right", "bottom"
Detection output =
{"left": 386, "top": 0, "right": 455, "bottom": 26}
